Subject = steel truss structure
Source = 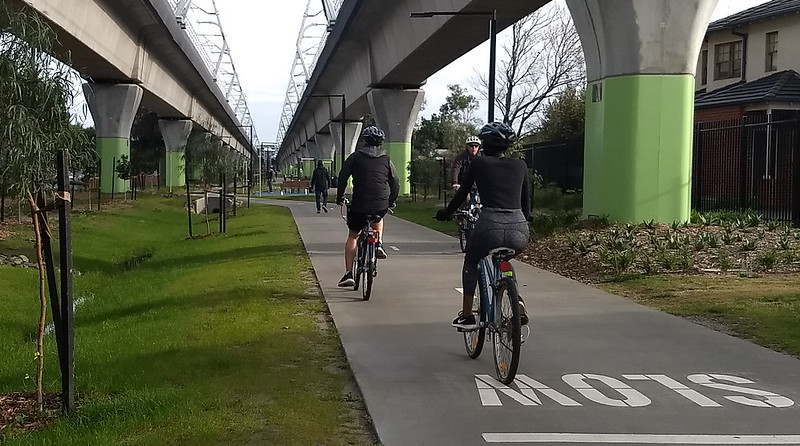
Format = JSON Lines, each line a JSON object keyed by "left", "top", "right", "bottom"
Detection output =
{"left": 167, "top": 0, "right": 259, "bottom": 145}
{"left": 276, "top": 0, "right": 343, "bottom": 145}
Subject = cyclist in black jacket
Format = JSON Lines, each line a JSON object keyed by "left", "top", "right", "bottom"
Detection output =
{"left": 436, "top": 122, "right": 530, "bottom": 329}
{"left": 335, "top": 126, "right": 400, "bottom": 287}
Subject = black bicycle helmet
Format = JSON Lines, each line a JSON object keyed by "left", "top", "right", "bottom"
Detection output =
{"left": 478, "top": 121, "right": 516, "bottom": 150}
{"left": 361, "top": 126, "right": 385, "bottom": 146}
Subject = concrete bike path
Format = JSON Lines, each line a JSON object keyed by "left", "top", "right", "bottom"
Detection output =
{"left": 259, "top": 199, "right": 800, "bottom": 446}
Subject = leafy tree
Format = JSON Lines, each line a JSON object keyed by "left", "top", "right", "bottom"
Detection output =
{"left": 411, "top": 85, "right": 479, "bottom": 197}
{"left": 536, "top": 87, "right": 585, "bottom": 141}
{"left": 473, "top": 3, "right": 585, "bottom": 138}
{"left": 0, "top": 3, "right": 94, "bottom": 410}
{"left": 130, "top": 108, "right": 164, "bottom": 181}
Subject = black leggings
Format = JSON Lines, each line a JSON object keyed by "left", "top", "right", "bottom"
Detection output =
{"left": 462, "top": 208, "right": 529, "bottom": 296}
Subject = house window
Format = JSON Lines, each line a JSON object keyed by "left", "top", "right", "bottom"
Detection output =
{"left": 765, "top": 31, "right": 778, "bottom": 72}
{"left": 701, "top": 50, "right": 708, "bottom": 85}
{"left": 714, "top": 40, "right": 743, "bottom": 80}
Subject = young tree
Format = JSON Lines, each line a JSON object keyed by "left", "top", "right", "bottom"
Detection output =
{"left": 115, "top": 155, "right": 131, "bottom": 200}
{"left": 1, "top": 4, "right": 94, "bottom": 410}
{"left": 473, "top": 4, "right": 585, "bottom": 138}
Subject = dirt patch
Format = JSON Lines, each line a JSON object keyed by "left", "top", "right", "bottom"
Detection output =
{"left": 0, "top": 392, "right": 62, "bottom": 438}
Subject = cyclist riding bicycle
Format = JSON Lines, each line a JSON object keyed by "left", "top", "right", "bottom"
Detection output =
{"left": 436, "top": 122, "right": 530, "bottom": 330}
{"left": 452, "top": 136, "right": 481, "bottom": 188}
{"left": 336, "top": 125, "right": 400, "bottom": 287}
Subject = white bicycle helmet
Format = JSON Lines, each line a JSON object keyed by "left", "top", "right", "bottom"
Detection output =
{"left": 465, "top": 135, "right": 481, "bottom": 146}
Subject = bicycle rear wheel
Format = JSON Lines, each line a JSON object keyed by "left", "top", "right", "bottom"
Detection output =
{"left": 492, "top": 278, "right": 521, "bottom": 384}
{"left": 464, "top": 293, "right": 485, "bottom": 359}
{"left": 353, "top": 241, "right": 363, "bottom": 291}
{"left": 362, "top": 260, "right": 374, "bottom": 301}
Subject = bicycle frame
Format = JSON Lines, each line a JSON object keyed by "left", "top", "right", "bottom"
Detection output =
{"left": 477, "top": 251, "right": 517, "bottom": 327}
{"left": 477, "top": 256, "right": 497, "bottom": 328}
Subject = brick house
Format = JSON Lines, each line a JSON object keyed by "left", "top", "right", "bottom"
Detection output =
{"left": 692, "top": 0, "right": 800, "bottom": 222}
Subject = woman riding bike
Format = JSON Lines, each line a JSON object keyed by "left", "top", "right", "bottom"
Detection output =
{"left": 436, "top": 122, "right": 530, "bottom": 329}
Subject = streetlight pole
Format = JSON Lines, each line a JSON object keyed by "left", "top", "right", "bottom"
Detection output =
{"left": 410, "top": 10, "right": 497, "bottom": 123}
{"left": 235, "top": 124, "right": 253, "bottom": 207}
{"left": 310, "top": 94, "right": 347, "bottom": 173}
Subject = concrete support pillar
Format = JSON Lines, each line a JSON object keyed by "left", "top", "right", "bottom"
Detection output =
{"left": 330, "top": 121, "right": 362, "bottom": 174}
{"left": 315, "top": 133, "right": 333, "bottom": 159}
{"left": 158, "top": 119, "right": 193, "bottom": 192}
{"left": 302, "top": 141, "right": 316, "bottom": 178}
{"left": 567, "top": 0, "right": 717, "bottom": 223}
{"left": 83, "top": 83, "right": 143, "bottom": 194}
{"left": 367, "top": 89, "right": 424, "bottom": 195}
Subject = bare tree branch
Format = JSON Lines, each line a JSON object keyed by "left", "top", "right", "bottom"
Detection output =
{"left": 471, "top": 4, "right": 585, "bottom": 139}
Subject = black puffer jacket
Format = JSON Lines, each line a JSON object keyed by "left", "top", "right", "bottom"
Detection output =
{"left": 310, "top": 166, "right": 330, "bottom": 192}
{"left": 336, "top": 146, "right": 400, "bottom": 212}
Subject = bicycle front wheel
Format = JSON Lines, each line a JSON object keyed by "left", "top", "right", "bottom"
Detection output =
{"left": 492, "top": 278, "right": 521, "bottom": 384}
{"left": 464, "top": 294, "right": 485, "bottom": 359}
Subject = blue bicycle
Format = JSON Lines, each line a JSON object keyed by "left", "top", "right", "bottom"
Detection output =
{"left": 461, "top": 247, "right": 522, "bottom": 384}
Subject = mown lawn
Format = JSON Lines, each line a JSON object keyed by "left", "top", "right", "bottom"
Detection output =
{"left": 0, "top": 194, "right": 376, "bottom": 445}
{"left": 600, "top": 274, "right": 800, "bottom": 358}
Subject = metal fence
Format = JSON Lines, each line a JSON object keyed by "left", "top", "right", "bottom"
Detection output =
{"left": 521, "top": 135, "right": 584, "bottom": 191}
{"left": 693, "top": 113, "right": 800, "bottom": 225}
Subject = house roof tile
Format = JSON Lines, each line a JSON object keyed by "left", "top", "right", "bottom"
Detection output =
{"left": 695, "top": 69, "right": 800, "bottom": 108}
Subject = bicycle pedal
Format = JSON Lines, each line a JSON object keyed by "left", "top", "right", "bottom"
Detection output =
{"left": 520, "top": 325, "right": 531, "bottom": 345}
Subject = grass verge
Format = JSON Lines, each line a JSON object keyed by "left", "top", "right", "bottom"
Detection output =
{"left": 0, "top": 194, "right": 376, "bottom": 445}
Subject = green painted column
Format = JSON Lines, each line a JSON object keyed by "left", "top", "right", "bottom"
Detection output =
{"left": 165, "top": 151, "right": 185, "bottom": 190}
{"left": 367, "top": 89, "right": 425, "bottom": 196}
{"left": 158, "top": 119, "right": 193, "bottom": 193}
{"left": 82, "top": 83, "right": 142, "bottom": 194}
{"left": 384, "top": 142, "right": 410, "bottom": 194}
{"left": 584, "top": 75, "right": 695, "bottom": 223}
{"left": 567, "top": 0, "right": 716, "bottom": 223}
{"left": 97, "top": 138, "right": 130, "bottom": 193}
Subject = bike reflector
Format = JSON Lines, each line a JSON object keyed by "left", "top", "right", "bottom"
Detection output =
{"left": 499, "top": 261, "right": 513, "bottom": 273}
{"left": 368, "top": 230, "right": 379, "bottom": 243}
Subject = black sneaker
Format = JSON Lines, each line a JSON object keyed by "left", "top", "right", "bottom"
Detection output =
{"left": 338, "top": 271, "right": 355, "bottom": 287}
{"left": 452, "top": 311, "right": 478, "bottom": 330}
{"left": 322, "top": 205, "right": 328, "bottom": 213}
{"left": 519, "top": 298, "right": 529, "bottom": 325}
{"left": 316, "top": 209, "right": 321, "bottom": 214}
{"left": 376, "top": 244, "right": 387, "bottom": 259}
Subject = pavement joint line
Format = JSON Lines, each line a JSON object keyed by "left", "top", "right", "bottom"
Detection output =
{"left": 481, "top": 433, "right": 800, "bottom": 444}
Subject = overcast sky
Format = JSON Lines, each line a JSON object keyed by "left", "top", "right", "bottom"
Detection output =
{"left": 78, "top": 0, "right": 770, "bottom": 142}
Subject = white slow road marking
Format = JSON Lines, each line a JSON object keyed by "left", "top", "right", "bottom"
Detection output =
{"left": 482, "top": 433, "right": 800, "bottom": 444}
{"left": 389, "top": 245, "right": 400, "bottom": 251}
{"left": 455, "top": 287, "right": 463, "bottom": 294}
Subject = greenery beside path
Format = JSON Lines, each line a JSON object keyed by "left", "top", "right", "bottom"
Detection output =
{"left": 391, "top": 198, "right": 800, "bottom": 359}
{"left": 0, "top": 194, "right": 376, "bottom": 445}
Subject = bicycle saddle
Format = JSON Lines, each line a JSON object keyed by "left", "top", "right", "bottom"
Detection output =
{"left": 489, "top": 247, "right": 516, "bottom": 260}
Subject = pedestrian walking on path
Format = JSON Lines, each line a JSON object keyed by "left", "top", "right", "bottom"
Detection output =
{"left": 310, "top": 160, "right": 331, "bottom": 213}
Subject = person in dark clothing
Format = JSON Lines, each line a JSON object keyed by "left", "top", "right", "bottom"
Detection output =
{"left": 436, "top": 122, "right": 530, "bottom": 329}
{"left": 335, "top": 126, "right": 400, "bottom": 287}
{"left": 310, "top": 160, "right": 331, "bottom": 213}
